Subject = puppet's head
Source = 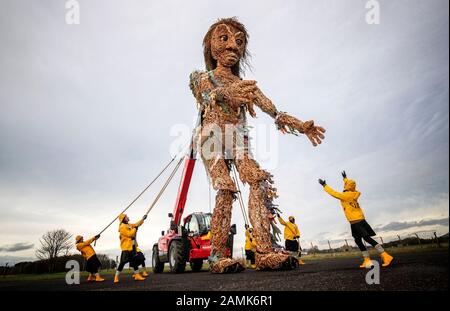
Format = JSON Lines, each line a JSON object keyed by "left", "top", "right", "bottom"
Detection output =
{"left": 203, "top": 17, "right": 250, "bottom": 77}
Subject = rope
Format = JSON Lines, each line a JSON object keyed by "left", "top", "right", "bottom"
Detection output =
{"left": 207, "top": 174, "right": 212, "bottom": 213}
{"left": 96, "top": 156, "right": 178, "bottom": 236}
{"left": 231, "top": 163, "right": 249, "bottom": 227}
{"left": 144, "top": 157, "right": 184, "bottom": 216}
{"left": 94, "top": 114, "right": 199, "bottom": 244}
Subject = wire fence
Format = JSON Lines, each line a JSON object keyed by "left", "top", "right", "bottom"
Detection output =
{"left": 303, "top": 230, "right": 448, "bottom": 255}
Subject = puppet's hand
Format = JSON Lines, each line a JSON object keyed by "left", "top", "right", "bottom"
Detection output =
{"left": 214, "top": 80, "right": 258, "bottom": 116}
{"left": 302, "top": 120, "right": 326, "bottom": 147}
{"left": 275, "top": 113, "right": 325, "bottom": 146}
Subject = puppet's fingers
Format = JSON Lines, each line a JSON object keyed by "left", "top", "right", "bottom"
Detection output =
{"left": 312, "top": 131, "right": 324, "bottom": 145}
{"left": 306, "top": 133, "right": 319, "bottom": 147}
{"left": 316, "top": 126, "right": 326, "bottom": 134}
{"left": 315, "top": 128, "right": 325, "bottom": 139}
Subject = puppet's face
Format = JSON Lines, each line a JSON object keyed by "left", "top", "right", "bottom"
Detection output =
{"left": 211, "top": 23, "right": 246, "bottom": 68}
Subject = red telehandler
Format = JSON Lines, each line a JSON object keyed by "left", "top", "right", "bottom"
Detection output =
{"left": 152, "top": 145, "right": 236, "bottom": 273}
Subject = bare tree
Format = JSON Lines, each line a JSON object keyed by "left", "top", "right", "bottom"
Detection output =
{"left": 96, "top": 254, "right": 116, "bottom": 271}
{"left": 35, "top": 229, "right": 73, "bottom": 261}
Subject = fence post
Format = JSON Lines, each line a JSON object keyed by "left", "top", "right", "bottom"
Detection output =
{"left": 397, "top": 235, "right": 403, "bottom": 247}
{"left": 434, "top": 232, "right": 441, "bottom": 248}
{"left": 414, "top": 233, "right": 421, "bottom": 245}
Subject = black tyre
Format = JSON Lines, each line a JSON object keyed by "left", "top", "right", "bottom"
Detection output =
{"left": 152, "top": 245, "right": 164, "bottom": 273}
{"left": 169, "top": 240, "right": 186, "bottom": 273}
{"left": 190, "top": 259, "right": 203, "bottom": 272}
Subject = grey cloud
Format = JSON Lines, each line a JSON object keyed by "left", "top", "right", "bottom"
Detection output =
{"left": 0, "top": 256, "right": 35, "bottom": 266}
{"left": 0, "top": 242, "right": 34, "bottom": 252}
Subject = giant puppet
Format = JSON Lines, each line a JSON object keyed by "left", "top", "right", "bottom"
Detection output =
{"left": 189, "top": 18, "right": 326, "bottom": 273}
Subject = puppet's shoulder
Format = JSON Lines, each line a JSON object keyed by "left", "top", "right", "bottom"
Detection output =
{"left": 189, "top": 70, "right": 213, "bottom": 91}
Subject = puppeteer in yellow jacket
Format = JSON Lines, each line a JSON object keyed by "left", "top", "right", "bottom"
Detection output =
{"left": 76, "top": 236, "right": 97, "bottom": 260}
{"left": 244, "top": 227, "right": 257, "bottom": 268}
{"left": 118, "top": 213, "right": 144, "bottom": 251}
{"left": 245, "top": 228, "right": 257, "bottom": 251}
{"left": 114, "top": 213, "right": 147, "bottom": 283}
{"left": 277, "top": 215, "right": 300, "bottom": 241}
{"left": 319, "top": 171, "right": 394, "bottom": 268}
{"left": 75, "top": 234, "right": 104, "bottom": 282}
{"left": 323, "top": 177, "right": 365, "bottom": 223}
{"left": 277, "top": 215, "right": 304, "bottom": 265}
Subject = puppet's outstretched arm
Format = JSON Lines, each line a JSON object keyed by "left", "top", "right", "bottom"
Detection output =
{"left": 253, "top": 87, "right": 326, "bottom": 146}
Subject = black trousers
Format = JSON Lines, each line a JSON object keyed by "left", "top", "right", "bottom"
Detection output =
{"left": 351, "top": 220, "right": 378, "bottom": 252}
{"left": 135, "top": 251, "right": 146, "bottom": 267}
{"left": 285, "top": 239, "right": 300, "bottom": 252}
{"left": 117, "top": 250, "right": 139, "bottom": 271}
{"left": 354, "top": 236, "right": 379, "bottom": 252}
{"left": 245, "top": 250, "right": 255, "bottom": 264}
{"left": 86, "top": 255, "right": 101, "bottom": 274}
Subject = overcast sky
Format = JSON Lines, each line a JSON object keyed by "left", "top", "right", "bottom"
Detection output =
{"left": 0, "top": 0, "right": 448, "bottom": 263}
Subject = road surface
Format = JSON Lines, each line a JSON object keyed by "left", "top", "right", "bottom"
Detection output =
{"left": 0, "top": 250, "right": 447, "bottom": 291}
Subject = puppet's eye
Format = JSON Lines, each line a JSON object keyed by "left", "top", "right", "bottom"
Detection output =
{"left": 220, "top": 35, "right": 228, "bottom": 42}
{"left": 236, "top": 39, "right": 243, "bottom": 46}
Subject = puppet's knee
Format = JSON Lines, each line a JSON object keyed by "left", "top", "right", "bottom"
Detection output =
{"left": 205, "top": 157, "right": 237, "bottom": 192}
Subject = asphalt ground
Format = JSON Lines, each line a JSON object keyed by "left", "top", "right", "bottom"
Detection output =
{"left": 0, "top": 250, "right": 447, "bottom": 291}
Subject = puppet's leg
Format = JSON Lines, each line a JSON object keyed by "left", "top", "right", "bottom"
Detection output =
{"left": 205, "top": 156, "right": 245, "bottom": 273}
{"left": 235, "top": 154, "right": 297, "bottom": 270}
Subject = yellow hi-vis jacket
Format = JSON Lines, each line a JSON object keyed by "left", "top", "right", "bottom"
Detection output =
{"left": 135, "top": 240, "right": 143, "bottom": 253}
{"left": 278, "top": 216, "right": 300, "bottom": 241}
{"left": 200, "top": 231, "right": 211, "bottom": 241}
{"left": 323, "top": 177, "right": 365, "bottom": 222}
{"left": 119, "top": 219, "right": 144, "bottom": 251}
{"left": 76, "top": 237, "right": 96, "bottom": 260}
{"left": 244, "top": 229, "right": 257, "bottom": 251}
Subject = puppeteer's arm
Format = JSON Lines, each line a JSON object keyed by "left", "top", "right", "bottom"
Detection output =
{"left": 323, "top": 185, "right": 353, "bottom": 202}
{"left": 277, "top": 215, "right": 287, "bottom": 226}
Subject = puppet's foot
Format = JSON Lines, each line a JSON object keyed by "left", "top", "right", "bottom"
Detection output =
{"left": 255, "top": 252, "right": 298, "bottom": 271}
{"left": 209, "top": 256, "right": 245, "bottom": 274}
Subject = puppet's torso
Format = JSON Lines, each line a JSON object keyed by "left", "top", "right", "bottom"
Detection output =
{"left": 190, "top": 70, "right": 249, "bottom": 128}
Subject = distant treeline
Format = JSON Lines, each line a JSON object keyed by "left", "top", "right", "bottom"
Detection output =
{"left": 1, "top": 254, "right": 116, "bottom": 275}
{"left": 309, "top": 233, "right": 449, "bottom": 253}
{"left": 383, "top": 235, "right": 448, "bottom": 248}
